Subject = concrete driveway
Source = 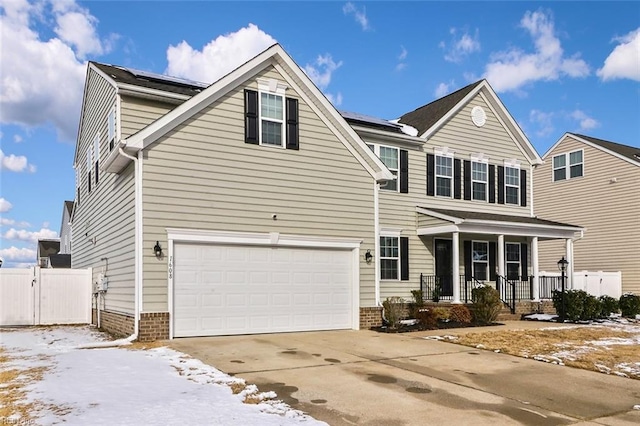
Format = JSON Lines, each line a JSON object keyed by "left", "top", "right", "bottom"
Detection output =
{"left": 169, "top": 329, "right": 640, "bottom": 426}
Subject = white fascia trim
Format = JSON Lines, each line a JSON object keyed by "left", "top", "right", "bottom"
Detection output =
{"left": 166, "top": 228, "right": 363, "bottom": 249}
{"left": 459, "top": 222, "right": 581, "bottom": 239}
{"left": 379, "top": 227, "right": 402, "bottom": 237}
{"left": 464, "top": 218, "right": 583, "bottom": 232}
{"left": 417, "top": 224, "right": 460, "bottom": 236}
{"left": 351, "top": 248, "right": 361, "bottom": 330}
{"left": 415, "top": 207, "right": 463, "bottom": 224}
{"left": 117, "top": 84, "right": 192, "bottom": 103}
{"left": 351, "top": 125, "right": 425, "bottom": 147}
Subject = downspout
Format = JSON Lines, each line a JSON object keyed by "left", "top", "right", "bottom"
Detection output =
{"left": 374, "top": 182, "right": 381, "bottom": 306}
{"left": 119, "top": 146, "right": 140, "bottom": 341}
{"left": 530, "top": 164, "right": 535, "bottom": 217}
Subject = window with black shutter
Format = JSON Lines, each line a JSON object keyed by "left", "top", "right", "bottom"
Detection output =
{"left": 244, "top": 86, "right": 299, "bottom": 149}
{"left": 400, "top": 237, "right": 409, "bottom": 280}
{"left": 426, "top": 154, "right": 435, "bottom": 196}
{"left": 399, "top": 150, "right": 408, "bottom": 193}
{"left": 520, "top": 169, "right": 527, "bottom": 207}
{"left": 497, "top": 166, "right": 505, "bottom": 204}
{"left": 463, "top": 160, "right": 471, "bottom": 200}
{"left": 286, "top": 97, "right": 299, "bottom": 150}
{"left": 488, "top": 164, "right": 495, "bottom": 203}
{"left": 454, "top": 159, "right": 461, "bottom": 199}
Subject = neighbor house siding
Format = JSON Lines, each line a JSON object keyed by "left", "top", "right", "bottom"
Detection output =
{"left": 72, "top": 68, "right": 136, "bottom": 315}
{"left": 535, "top": 136, "right": 640, "bottom": 294}
{"left": 120, "top": 96, "right": 176, "bottom": 139}
{"left": 140, "top": 65, "right": 376, "bottom": 312}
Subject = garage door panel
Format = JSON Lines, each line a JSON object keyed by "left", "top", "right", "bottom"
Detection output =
{"left": 173, "top": 243, "right": 353, "bottom": 337}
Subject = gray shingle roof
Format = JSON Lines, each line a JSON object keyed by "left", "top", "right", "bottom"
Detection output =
{"left": 421, "top": 207, "right": 581, "bottom": 228}
{"left": 571, "top": 133, "right": 640, "bottom": 164}
{"left": 398, "top": 80, "right": 484, "bottom": 135}
{"left": 91, "top": 62, "right": 206, "bottom": 97}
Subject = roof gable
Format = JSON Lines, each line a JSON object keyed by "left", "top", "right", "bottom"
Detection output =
{"left": 544, "top": 133, "right": 640, "bottom": 167}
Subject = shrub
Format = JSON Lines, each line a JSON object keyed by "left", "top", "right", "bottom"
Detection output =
{"left": 553, "top": 289, "right": 602, "bottom": 321}
{"left": 581, "top": 294, "right": 601, "bottom": 320}
{"left": 416, "top": 309, "right": 437, "bottom": 329}
{"left": 619, "top": 293, "right": 640, "bottom": 318}
{"left": 432, "top": 307, "right": 450, "bottom": 321}
{"left": 408, "top": 290, "right": 425, "bottom": 318}
{"left": 449, "top": 305, "right": 472, "bottom": 324}
{"left": 471, "top": 285, "right": 502, "bottom": 325}
{"left": 598, "top": 295, "right": 619, "bottom": 318}
{"left": 382, "top": 296, "right": 405, "bottom": 329}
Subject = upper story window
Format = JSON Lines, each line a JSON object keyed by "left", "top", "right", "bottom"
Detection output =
{"left": 505, "top": 166, "right": 520, "bottom": 205}
{"left": 93, "top": 133, "right": 100, "bottom": 186}
{"left": 108, "top": 107, "right": 116, "bottom": 151}
{"left": 435, "top": 154, "right": 453, "bottom": 197}
{"left": 471, "top": 160, "right": 488, "bottom": 201}
{"left": 86, "top": 146, "right": 92, "bottom": 194}
{"left": 553, "top": 149, "right": 583, "bottom": 181}
{"left": 368, "top": 144, "right": 398, "bottom": 191}
{"left": 244, "top": 79, "right": 299, "bottom": 150}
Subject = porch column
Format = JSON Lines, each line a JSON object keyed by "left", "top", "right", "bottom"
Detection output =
{"left": 531, "top": 236, "right": 540, "bottom": 301}
{"left": 497, "top": 234, "right": 505, "bottom": 278}
{"left": 452, "top": 231, "right": 461, "bottom": 304}
{"left": 566, "top": 238, "right": 573, "bottom": 289}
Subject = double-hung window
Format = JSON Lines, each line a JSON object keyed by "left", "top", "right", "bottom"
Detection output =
{"left": 368, "top": 144, "right": 398, "bottom": 191}
{"left": 505, "top": 243, "right": 521, "bottom": 280}
{"left": 380, "top": 236, "right": 399, "bottom": 279}
{"left": 435, "top": 154, "right": 453, "bottom": 197}
{"left": 472, "top": 241, "right": 488, "bottom": 281}
{"left": 471, "top": 160, "right": 488, "bottom": 201}
{"left": 260, "top": 92, "right": 284, "bottom": 146}
{"left": 553, "top": 150, "right": 583, "bottom": 181}
{"left": 505, "top": 166, "right": 520, "bottom": 205}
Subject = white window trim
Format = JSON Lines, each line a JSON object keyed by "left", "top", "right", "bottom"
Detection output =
{"left": 380, "top": 229, "right": 402, "bottom": 281}
{"left": 472, "top": 240, "right": 489, "bottom": 281}
{"left": 369, "top": 144, "right": 399, "bottom": 192}
{"left": 505, "top": 242, "right": 521, "bottom": 279}
{"left": 552, "top": 149, "right": 584, "bottom": 182}
{"left": 257, "top": 78, "right": 288, "bottom": 148}
{"left": 569, "top": 149, "right": 584, "bottom": 179}
{"left": 471, "top": 159, "right": 488, "bottom": 202}
{"left": 435, "top": 152, "right": 454, "bottom": 198}
{"left": 504, "top": 164, "right": 520, "bottom": 205}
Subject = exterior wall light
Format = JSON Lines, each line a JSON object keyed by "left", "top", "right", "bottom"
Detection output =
{"left": 153, "top": 241, "right": 163, "bottom": 258}
{"left": 365, "top": 249, "right": 373, "bottom": 263}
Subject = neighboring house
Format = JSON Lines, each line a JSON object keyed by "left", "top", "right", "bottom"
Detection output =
{"left": 534, "top": 133, "right": 640, "bottom": 294}
{"left": 72, "top": 44, "right": 581, "bottom": 341}
{"left": 59, "top": 200, "right": 73, "bottom": 255}
{"left": 37, "top": 239, "right": 60, "bottom": 268}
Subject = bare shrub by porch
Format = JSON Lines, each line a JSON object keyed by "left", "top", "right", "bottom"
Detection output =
{"left": 471, "top": 286, "right": 502, "bottom": 324}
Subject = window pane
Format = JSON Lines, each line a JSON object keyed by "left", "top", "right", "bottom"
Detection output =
{"left": 261, "top": 93, "right": 283, "bottom": 120}
{"left": 473, "top": 182, "right": 486, "bottom": 200}
{"left": 506, "top": 244, "right": 520, "bottom": 261}
{"left": 381, "top": 259, "right": 398, "bottom": 280}
{"left": 380, "top": 237, "right": 398, "bottom": 257}
{"left": 473, "top": 262, "right": 488, "bottom": 280}
{"left": 472, "top": 162, "right": 487, "bottom": 181}
{"left": 553, "top": 168, "right": 566, "bottom": 181}
{"left": 472, "top": 242, "right": 488, "bottom": 260}
{"left": 436, "top": 156, "right": 452, "bottom": 177}
{"left": 506, "top": 186, "right": 519, "bottom": 204}
{"left": 570, "top": 164, "right": 583, "bottom": 178}
{"left": 553, "top": 155, "right": 566, "bottom": 168}
{"left": 436, "top": 177, "right": 451, "bottom": 197}
{"left": 379, "top": 146, "right": 398, "bottom": 169}
{"left": 261, "top": 120, "right": 282, "bottom": 145}
{"left": 505, "top": 167, "right": 519, "bottom": 186}
{"left": 506, "top": 263, "right": 520, "bottom": 280}
{"left": 569, "top": 150, "right": 582, "bottom": 165}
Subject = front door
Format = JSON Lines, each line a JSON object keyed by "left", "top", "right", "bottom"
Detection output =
{"left": 434, "top": 239, "right": 453, "bottom": 297}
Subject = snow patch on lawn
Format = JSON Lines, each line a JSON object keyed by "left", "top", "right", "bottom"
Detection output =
{"left": 0, "top": 326, "right": 326, "bottom": 425}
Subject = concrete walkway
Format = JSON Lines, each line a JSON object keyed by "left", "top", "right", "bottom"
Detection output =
{"left": 169, "top": 322, "right": 640, "bottom": 426}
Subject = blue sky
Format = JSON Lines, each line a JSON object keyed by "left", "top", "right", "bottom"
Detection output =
{"left": 1, "top": 1, "right": 639, "bottom": 267}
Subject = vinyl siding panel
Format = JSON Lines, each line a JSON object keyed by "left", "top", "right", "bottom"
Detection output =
{"left": 72, "top": 69, "right": 136, "bottom": 315}
{"left": 141, "top": 66, "right": 376, "bottom": 312}
{"left": 417, "top": 214, "right": 449, "bottom": 229}
{"left": 535, "top": 136, "right": 640, "bottom": 294}
{"left": 120, "top": 96, "right": 175, "bottom": 139}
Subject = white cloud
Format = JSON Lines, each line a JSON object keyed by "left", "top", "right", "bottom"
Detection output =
{"left": 442, "top": 28, "right": 481, "bottom": 63}
{"left": 0, "top": 218, "right": 31, "bottom": 227}
{"left": 325, "top": 92, "right": 343, "bottom": 106}
{"left": 304, "top": 54, "right": 343, "bottom": 90}
{"left": 3, "top": 227, "right": 58, "bottom": 243}
{"left": 0, "top": 198, "right": 12, "bottom": 213}
{"left": 434, "top": 81, "right": 456, "bottom": 98}
{"left": 597, "top": 28, "right": 640, "bottom": 82}
{"left": 0, "top": 246, "right": 37, "bottom": 263}
{"left": 396, "top": 46, "right": 407, "bottom": 71}
{"left": 165, "top": 24, "right": 276, "bottom": 84}
{"left": 343, "top": 2, "right": 369, "bottom": 31}
{"left": 570, "top": 110, "right": 600, "bottom": 131}
{"left": 484, "top": 10, "right": 590, "bottom": 92}
{"left": 529, "top": 109, "right": 555, "bottom": 137}
{"left": 0, "top": 149, "right": 36, "bottom": 172}
{"left": 0, "top": 0, "right": 114, "bottom": 141}
{"left": 14, "top": 134, "right": 23, "bottom": 143}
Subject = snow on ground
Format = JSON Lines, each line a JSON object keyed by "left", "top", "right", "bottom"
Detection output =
{"left": 0, "top": 326, "right": 326, "bottom": 426}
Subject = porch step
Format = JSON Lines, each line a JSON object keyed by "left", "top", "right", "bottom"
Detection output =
{"left": 497, "top": 306, "right": 520, "bottom": 321}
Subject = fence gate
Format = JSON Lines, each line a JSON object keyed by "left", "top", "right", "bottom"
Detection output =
{"left": 0, "top": 267, "right": 92, "bottom": 326}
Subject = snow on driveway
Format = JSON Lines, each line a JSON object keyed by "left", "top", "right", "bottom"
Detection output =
{"left": 0, "top": 326, "right": 326, "bottom": 425}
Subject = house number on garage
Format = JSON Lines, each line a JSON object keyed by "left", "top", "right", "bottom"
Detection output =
{"left": 168, "top": 256, "right": 173, "bottom": 279}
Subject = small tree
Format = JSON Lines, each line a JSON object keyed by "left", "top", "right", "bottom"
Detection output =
{"left": 471, "top": 286, "right": 502, "bottom": 325}
{"left": 619, "top": 293, "right": 640, "bottom": 318}
{"left": 598, "top": 295, "right": 619, "bottom": 318}
{"left": 408, "top": 289, "right": 425, "bottom": 318}
{"left": 382, "top": 296, "right": 405, "bottom": 329}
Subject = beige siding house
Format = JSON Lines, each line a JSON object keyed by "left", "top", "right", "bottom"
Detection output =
{"left": 534, "top": 133, "right": 640, "bottom": 294}
{"left": 72, "top": 44, "right": 583, "bottom": 341}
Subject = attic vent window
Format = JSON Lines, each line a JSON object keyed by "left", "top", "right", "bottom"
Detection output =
{"left": 471, "top": 106, "right": 486, "bottom": 127}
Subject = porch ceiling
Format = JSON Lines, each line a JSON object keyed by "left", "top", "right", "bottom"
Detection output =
{"left": 415, "top": 207, "right": 583, "bottom": 240}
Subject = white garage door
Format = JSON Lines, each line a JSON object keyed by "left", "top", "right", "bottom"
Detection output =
{"left": 173, "top": 243, "right": 354, "bottom": 337}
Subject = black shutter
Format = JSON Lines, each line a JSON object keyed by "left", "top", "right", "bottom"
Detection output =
{"left": 454, "top": 159, "right": 461, "bottom": 199}
{"left": 521, "top": 242, "right": 529, "bottom": 280}
{"left": 399, "top": 150, "right": 409, "bottom": 193}
{"left": 285, "top": 97, "right": 299, "bottom": 150}
{"left": 520, "top": 169, "right": 527, "bottom": 207}
{"left": 87, "top": 172, "right": 91, "bottom": 193}
{"left": 497, "top": 166, "right": 505, "bottom": 204}
{"left": 400, "top": 237, "right": 409, "bottom": 281}
{"left": 463, "top": 160, "right": 471, "bottom": 200}
{"left": 426, "top": 154, "right": 435, "bottom": 196}
{"left": 244, "top": 89, "right": 259, "bottom": 144}
{"left": 489, "top": 242, "right": 497, "bottom": 281}
{"left": 464, "top": 241, "right": 472, "bottom": 281}
{"left": 488, "top": 164, "right": 495, "bottom": 203}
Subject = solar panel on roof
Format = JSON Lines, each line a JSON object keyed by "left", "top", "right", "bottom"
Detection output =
{"left": 340, "top": 110, "right": 401, "bottom": 129}
{"left": 122, "top": 67, "right": 209, "bottom": 88}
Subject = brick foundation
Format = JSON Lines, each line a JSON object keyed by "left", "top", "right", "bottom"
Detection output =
{"left": 138, "top": 312, "right": 170, "bottom": 341}
{"left": 93, "top": 309, "right": 135, "bottom": 338}
{"left": 359, "top": 307, "right": 383, "bottom": 328}
{"left": 514, "top": 300, "right": 556, "bottom": 315}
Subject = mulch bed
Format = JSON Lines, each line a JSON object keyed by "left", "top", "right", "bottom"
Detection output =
{"left": 371, "top": 320, "right": 503, "bottom": 333}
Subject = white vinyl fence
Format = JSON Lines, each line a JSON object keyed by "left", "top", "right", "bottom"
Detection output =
{"left": 539, "top": 270, "right": 622, "bottom": 299}
{"left": 0, "top": 267, "right": 92, "bottom": 326}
